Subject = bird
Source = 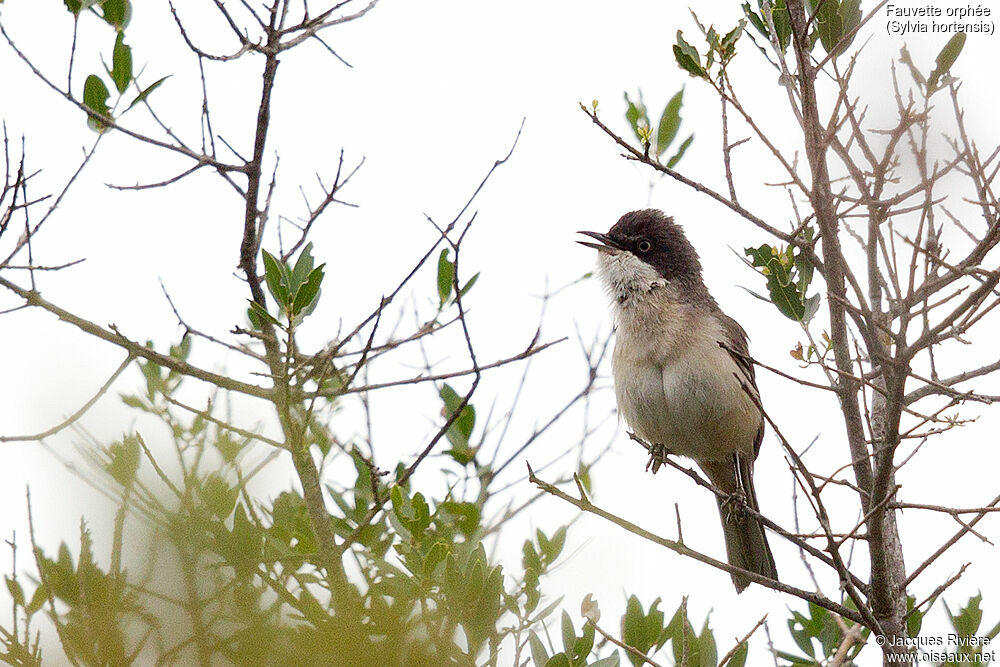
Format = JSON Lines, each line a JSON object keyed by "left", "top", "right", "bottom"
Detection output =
{"left": 578, "top": 208, "right": 777, "bottom": 592}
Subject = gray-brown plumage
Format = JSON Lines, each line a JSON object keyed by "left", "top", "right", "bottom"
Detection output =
{"left": 579, "top": 209, "right": 777, "bottom": 592}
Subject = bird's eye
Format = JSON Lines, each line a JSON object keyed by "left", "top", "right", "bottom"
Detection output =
{"left": 637, "top": 239, "right": 652, "bottom": 252}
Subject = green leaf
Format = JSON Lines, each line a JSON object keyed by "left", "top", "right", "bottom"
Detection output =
{"left": 774, "top": 649, "right": 815, "bottom": 665}
{"left": 673, "top": 31, "right": 707, "bottom": 79}
{"left": 437, "top": 248, "right": 454, "bottom": 306}
{"left": 120, "top": 394, "right": 146, "bottom": 410}
{"left": 745, "top": 243, "right": 816, "bottom": 322}
{"left": 292, "top": 265, "right": 325, "bottom": 316}
{"left": 544, "top": 655, "right": 571, "bottom": 667}
{"left": 561, "top": 610, "right": 576, "bottom": 657}
{"left": 623, "top": 91, "right": 649, "bottom": 143}
{"left": 656, "top": 88, "right": 684, "bottom": 157}
{"left": 111, "top": 32, "right": 132, "bottom": 93}
{"left": 214, "top": 433, "right": 244, "bottom": 463}
{"left": 590, "top": 656, "right": 621, "bottom": 667}
{"left": 666, "top": 134, "right": 694, "bottom": 169}
{"left": 622, "top": 596, "right": 664, "bottom": 665}
{"left": 227, "top": 504, "right": 262, "bottom": 578}
{"left": 522, "top": 541, "right": 542, "bottom": 574}
{"left": 802, "top": 293, "right": 821, "bottom": 322}
{"left": 423, "top": 541, "right": 449, "bottom": 578}
{"left": 105, "top": 435, "right": 140, "bottom": 487}
{"left": 806, "top": 0, "right": 859, "bottom": 58}
{"left": 247, "top": 299, "right": 279, "bottom": 328}
{"left": 928, "top": 32, "right": 967, "bottom": 90}
{"left": 742, "top": 4, "right": 768, "bottom": 39}
{"left": 728, "top": 641, "right": 749, "bottom": 667}
{"left": 439, "top": 501, "right": 480, "bottom": 536}
{"left": 410, "top": 493, "right": 431, "bottom": 534}
{"left": 905, "top": 595, "right": 922, "bottom": 638}
{"left": 721, "top": 21, "right": 745, "bottom": 55}
{"left": 26, "top": 585, "right": 47, "bottom": 615}
{"left": 65, "top": 0, "right": 83, "bottom": 15}
{"left": 101, "top": 0, "right": 131, "bottom": 30}
{"left": 593, "top": 657, "right": 621, "bottom": 667}
{"left": 837, "top": 0, "right": 861, "bottom": 53}
{"left": 985, "top": 616, "right": 1000, "bottom": 641}
{"left": 529, "top": 631, "right": 550, "bottom": 666}
{"left": 573, "top": 621, "right": 595, "bottom": 662}
{"left": 125, "top": 75, "right": 169, "bottom": 112}
{"left": 439, "top": 383, "right": 476, "bottom": 455}
{"left": 290, "top": 242, "right": 315, "bottom": 291}
{"left": 262, "top": 250, "right": 289, "bottom": 308}
{"left": 806, "top": 0, "right": 839, "bottom": 55}
{"left": 946, "top": 593, "right": 983, "bottom": 637}
{"left": 766, "top": 263, "right": 803, "bottom": 320}
{"left": 788, "top": 612, "right": 817, "bottom": 658}
{"left": 767, "top": 0, "right": 792, "bottom": 53}
{"left": 458, "top": 272, "right": 479, "bottom": 300}
{"left": 202, "top": 474, "right": 238, "bottom": 518}
{"left": 698, "top": 622, "right": 718, "bottom": 667}
{"left": 83, "top": 74, "right": 111, "bottom": 132}
{"left": 5, "top": 576, "right": 24, "bottom": 607}
{"left": 546, "top": 525, "right": 567, "bottom": 563}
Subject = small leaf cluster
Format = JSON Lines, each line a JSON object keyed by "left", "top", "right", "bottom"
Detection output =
{"left": 522, "top": 526, "right": 567, "bottom": 614}
{"left": 622, "top": 596, "right": 731, "bottom": 667}
{"left": 673, "top": 16, "right": 746, "bottom": 81}
{"left": 941, "top": 593, "right": 1000, "bottom": 666}
{"left": 23, "top": 524, "right": 147, "bottom": 666}
{"left": 743, "top": 0, "right": 791, "bottom": 54}
{"left": 744, "top": 0, "right": 859, "bottom": 60}
{"left": 250, "top": 243, "right": 325, "bottom": 328}
{"left": 527, "top": 611, "right": 607, "bottom": 667}
{"left": 623, "top": 87, "right": 693, "bottom": 168}
{"left": 778, "top": 601, "right": 868, "bottom": 665}
{"left": 383, "top": 474, "right": 569, "bottom": 660}
{"left": 440, "top": 382, "right": 477, "bottom": 465}
{"left": 744, "top": 229, "right": 820, "bottom": 322}
{"left": 119, "top": 336, "right": 195, "bottom": 418}
{"left": 527, "top": 596, "right": 736, "bottom": 667}
{"left": 65, "top": 0, "right": 167, "bottom": 132}
{"left": 2, "top": 573, "right": 47, "bottom": 665}
{"left": 436, "top": 247, "right": 478, "bottom": 309}
{"left": 806, "top": 0, "right": 861, "bottom": 58}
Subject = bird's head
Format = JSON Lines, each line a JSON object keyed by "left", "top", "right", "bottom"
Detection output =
{"left": 577, "top": 210, "right": 704, "bottom": 299}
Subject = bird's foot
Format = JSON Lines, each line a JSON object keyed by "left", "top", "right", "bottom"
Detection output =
{"left": 720, "top": 491, "right": 748, "bottom": 523}
{"left": 645, "top": 443, "right": 674, "bottom": 474}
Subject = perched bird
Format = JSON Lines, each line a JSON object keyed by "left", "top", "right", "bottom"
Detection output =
{"left": 578, "top": 209, "right": 777, "bottom": 592}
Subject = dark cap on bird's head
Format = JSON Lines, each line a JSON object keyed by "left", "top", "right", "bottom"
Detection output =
{"left": 577, "top": 209, "right": 703, "bottom": 283}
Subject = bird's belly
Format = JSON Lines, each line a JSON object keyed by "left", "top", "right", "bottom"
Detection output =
{"left": 613, "top": 335, "right": 759, "bottom": 462}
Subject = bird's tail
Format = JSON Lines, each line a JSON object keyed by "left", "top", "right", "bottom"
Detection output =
{"left": 703, "top": 455, "right": 778, "bottom": 593}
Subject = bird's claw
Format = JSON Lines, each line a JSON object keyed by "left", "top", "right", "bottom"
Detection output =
{"left": 645, "top": 443, "right": 673, "bottom": 474}
{"left": 720, "top": 492, "right": 748, "bottom": 523}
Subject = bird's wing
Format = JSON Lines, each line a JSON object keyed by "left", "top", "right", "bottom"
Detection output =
{"left": 718, "top": 313, "right": 766, "bottom": 460}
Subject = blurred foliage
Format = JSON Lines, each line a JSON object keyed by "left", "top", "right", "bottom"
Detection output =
{"left": 1, "top": 330, "right": 579, "bottom": 664}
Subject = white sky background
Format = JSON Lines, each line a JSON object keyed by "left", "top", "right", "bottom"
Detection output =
{"left": 2, "top": 0, "right": 1000, "bottom": 663}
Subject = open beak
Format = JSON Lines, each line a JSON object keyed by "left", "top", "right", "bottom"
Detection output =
{"left": 576, "top": 230, "right": 622, "bottom": 254}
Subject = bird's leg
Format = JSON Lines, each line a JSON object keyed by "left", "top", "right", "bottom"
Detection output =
{"left": 626, "top": 432, "right": 675, "bottom": 474}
